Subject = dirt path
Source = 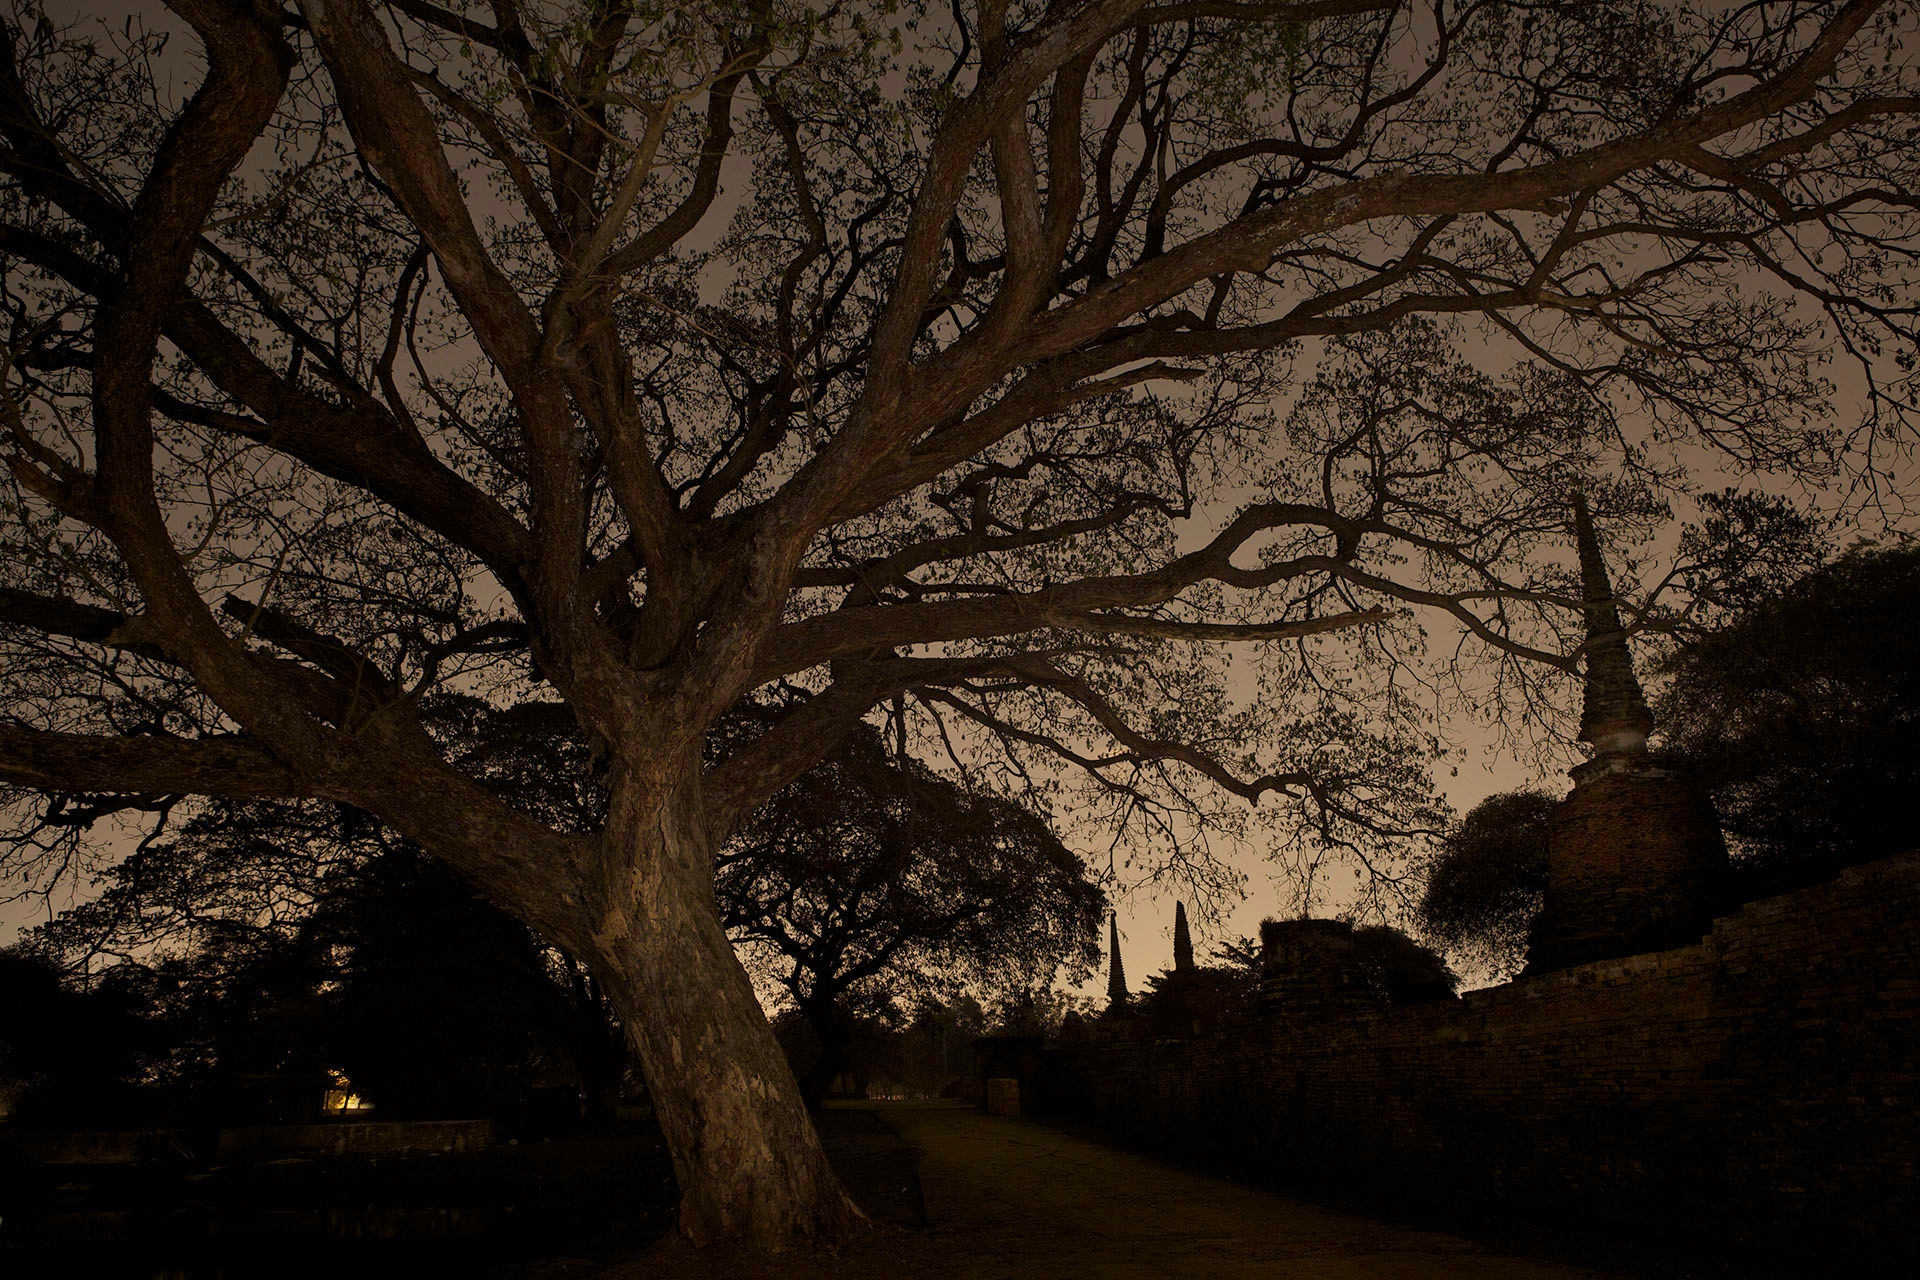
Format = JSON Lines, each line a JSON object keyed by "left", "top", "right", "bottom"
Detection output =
{"left": 886, "top": 1102, "right": 1606, "bottom": 1279}
{"left": 613, "top": 1102, "right": 1612, "bottom": 1279}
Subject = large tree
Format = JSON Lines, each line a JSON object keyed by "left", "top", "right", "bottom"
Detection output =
{"left": 2, "top": 0, "right": 1916, "bottom": 1248}
{"left": 30, "top": 704, "right": 1098, "bottom": 1115}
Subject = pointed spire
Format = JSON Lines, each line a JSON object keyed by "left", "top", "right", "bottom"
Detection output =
{"left": 1571, "top": 492, "right": 1655, "bottom": 759}
{"left": 1106, "top": 912, "right": 1128, "bottom": 1010}
{"left": 1172, "top": 901, "right": 1194, "bottom": 973}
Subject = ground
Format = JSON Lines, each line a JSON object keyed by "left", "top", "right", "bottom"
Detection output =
{"left": 604, "top": 1102, "right": 1611, "bottom": 1280}
{"left": 0, "top": 1122, "right": 677, "bottom": 1276}
{"left": 3, "top": 1102, "right": 1741, "bottom": 1276}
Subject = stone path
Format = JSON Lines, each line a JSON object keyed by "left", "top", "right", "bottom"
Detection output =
{"left": 615, "top": 1102, "right": 1612, "bottom": 1279}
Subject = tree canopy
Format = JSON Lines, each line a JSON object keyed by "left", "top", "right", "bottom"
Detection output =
{"left": 18, "top": 817, "right": 632, "bottom": 1128}
{"left": 2, "top": 0, "right": 1917, "bottom": 1247}
{"left": 1414, "top": 787, "right": 1555, "bottom": 980}
{"left": 0, "top": 945, "right": 164, "bottom": 1127}
{"left": 1655, "top": 541, "right": 1920, "bottom": 888}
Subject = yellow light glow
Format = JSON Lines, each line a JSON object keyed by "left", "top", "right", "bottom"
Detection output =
{"left": 323, "top": 1069, "right": 371, "bottom": 1113}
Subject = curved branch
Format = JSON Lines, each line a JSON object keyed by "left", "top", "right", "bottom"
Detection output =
{"left": 760, "top": 501, "right": 1365, "bottom": 676}
{"left": 1022, "top": 0, "right": 1897, "bottom": 371}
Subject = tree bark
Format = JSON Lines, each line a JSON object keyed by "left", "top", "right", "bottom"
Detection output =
{"left": 588, "top": 759, "right": 863, "bottom": 1248}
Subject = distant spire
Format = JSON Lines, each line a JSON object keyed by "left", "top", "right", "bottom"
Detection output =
{"left": 1173, "top": 901, "right": 1194, "bottom": 973}
{"left": 1571, "top": 492, "right": 1655, "bottom": 759}
{"left": 1107, "top": 912, "right": 1128, "bottom": 1009}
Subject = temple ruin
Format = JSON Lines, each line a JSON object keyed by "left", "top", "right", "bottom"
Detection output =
{"left": 1522, "top": 494, "right": 1728, "bottom": 973}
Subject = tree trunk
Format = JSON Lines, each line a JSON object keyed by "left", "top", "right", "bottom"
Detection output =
{"left": 590, "top": 761, "right": 864, "bottom": 1248}
{"left": 797, "top": 996, "right": 851, "bottom": 1111}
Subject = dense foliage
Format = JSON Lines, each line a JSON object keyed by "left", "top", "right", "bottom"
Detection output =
{"left": 5, "top": 845, "right": 627, "bottom": 1129}
{"left": 724, "top": 722, "right": 1105, "bottom": 1104}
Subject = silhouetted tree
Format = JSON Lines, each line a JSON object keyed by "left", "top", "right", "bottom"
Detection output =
{"left": 1137, "top": 931, "right": 1264, "bottom": 1026}
{"left": 29, "top": 837, "right": 631, "bottom": 1128}
{"left": 4, "top": 0, "right": 1916, "bottom": 1245}
{"left": 1418, "top": 542, "right": 1920, "bottom": 975}
{"left": 300, "top": 847, "right": 630, "bottom": 1124}
{"left": 986, "top": 983, "right": 1102, "bottom": 1037}
{"left": 1655, "top": 543, "right": 1920, "bottom": 892}
{"left": 894, "top": 996, "right": 987, "bottom": 1097}
{"left": 1135, "top": 964, "right": 1238, "bottom": 1032}
{"left": 0, "top": 947, "right": 164, "bottom": 1126}
{"left": 149, "top": 924, "right": 342, "bottom": 1124}
{"left": 1345, "top": 923, "right": 1457, "bottom": 1004}
{"left": 1144, "top": 923, "right": 1451, "bottom": 1024}
{"left": 722, "top": 724, "right": 1104, "bottom": 1107}
{"left": 24, "top": 696, "right": 629, "bottom": 1126}
{"left": 770, "top": 993, "right": 905, "bottom": 1103}
{"left": 1415, "top": 789, "right": 1557, "bottom": 980}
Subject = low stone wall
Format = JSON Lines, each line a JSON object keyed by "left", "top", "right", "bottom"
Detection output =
{"left": 215, "top": 1117, "right": 492, "bottom": 1159}
{"left": 1040, "top": 851, "right": 1920, "bottom": 1264}
{"left": 2, "top": 1129, "right": 152, "bottom": 1164}
{"left": 3, "top": 1119, "right": 495, "bottom": 1164}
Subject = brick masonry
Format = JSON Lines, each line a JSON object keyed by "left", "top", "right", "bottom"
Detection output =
{"left": 1038, "top": 850, "right": 1920, "bottom": 1263}
{"left": 1526, "top": 767, "right": 1729, "bottom": 972}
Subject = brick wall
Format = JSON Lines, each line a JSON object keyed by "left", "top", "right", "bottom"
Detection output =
{"left": 1039, "top": 850, "right": 1920, "bottom": 1263}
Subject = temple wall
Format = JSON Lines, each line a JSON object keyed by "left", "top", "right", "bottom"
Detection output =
{"left": 1038, "top": 850, "right": 1920, "bottom": 1265}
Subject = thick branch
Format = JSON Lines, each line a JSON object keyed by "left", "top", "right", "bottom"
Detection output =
{"left": 218, "top": 593, "right": 399, "bottom": 702}
{"left": 0, "top": 725, "right": 306, "bottom": 799}
{"left": 760, "top": 501, "right": 1365, "bottom": 676}
{"left": 0, "top": 587, "right": 172, "bottom": 661}
{"left": 87, "top": 0, "right": 343, "bottom": 772}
